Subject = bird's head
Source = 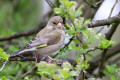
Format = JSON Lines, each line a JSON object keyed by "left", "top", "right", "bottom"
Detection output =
{"left": 47, "top": 16, "right": 64, "bottom": 30}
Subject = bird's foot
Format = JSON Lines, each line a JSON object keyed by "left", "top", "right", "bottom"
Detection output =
{"left": 41, "top": 56, "right": 54, "bottom": 63}
{"left": 47, "top": 56, "right": 54, "bottom": 63}
{"left": 34, "top": 54, "right": 40, "bottom": 63}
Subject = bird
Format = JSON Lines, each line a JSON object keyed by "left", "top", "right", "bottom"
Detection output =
{"left": 10, "top": 16, "right": 65, "bottom": 62}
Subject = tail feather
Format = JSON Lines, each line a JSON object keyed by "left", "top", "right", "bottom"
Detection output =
{"left": 10, "top": 47, "right": 36, "bottom": 57}
{"left": 10, "top": 50, "right": 23, "bottom": 57}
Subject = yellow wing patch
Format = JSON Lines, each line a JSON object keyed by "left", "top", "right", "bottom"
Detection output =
{"left": 35, "top": 44, "right": 47, "bottom": 49}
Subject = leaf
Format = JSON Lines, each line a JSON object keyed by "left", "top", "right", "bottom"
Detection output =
{"left": 98, "top": 36, "right": 114, "bottom": 49}
{"left": 75, "top": 7, "right": 82, "bottom": 17}
{"left": 62, "top": 62, "right": 72, "bottom": 72}
{"left": 36, "top": 61, "right": 57, "bottom": 77}
{"left": 0, "top": 48, "right": 10, "bottom": 61}
{"left": 0, "top": 76, "right": 8, "bottom": 80}
{"left": 69, "top": 71, "right": 77, "bottom": 76}
{"left": 54, "top": 8, "right": 61, "bottom": 14}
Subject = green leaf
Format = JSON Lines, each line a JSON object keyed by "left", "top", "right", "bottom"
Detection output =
{"left": 69, "top": 71, "right": 77, "bottom": 76}
{"left": 62, "top": 62, "right": 72, "bottom": 72}
{"left": 110, "top": 75, "right": 116, "bottom": 80}
{"left": 54, "top": 8, "right": 61, "bottom": 14}
{"left": 36, "top": 61, "right": 57, "bottom": 77}
{"left": 98, "top": 36, "right": 114, "bottom": 49}
{"left": 0, "top": 48, "right": 10, "bottom": 61}
{"left": 75, "top": 7, "right": 82, "bottom": 17}
{"left": 69, "top": 1, "right": 76, "bottom": 7}
{"left": 59, "top": 0, "right": 67, "bottom": 4}
{"left": 0, "top": 76, "right": 8, "bottom": 80}
{"left": 103, "top": 64, "right": 119, "bottom": 80}
{"left": 58, "top": 69, "right": 71, "bottom": 80}
{"left": 69, "top": 8, "right": 75, "bottom": 20}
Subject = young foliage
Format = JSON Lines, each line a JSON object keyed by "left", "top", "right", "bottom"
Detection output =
{"left": 104, "top": 64, "right": 120, "bottom": 80}
{"left": 0, "top": 48, "right": 10, "bottom": 61}
{"left": 0, "top": 76, "right": 8, "bottom": 80}
{"left": 36, "top": 61, "right": 77, "bottom": 80}
{"left": 98, "top": 36, "right": 114, "bottom": 49}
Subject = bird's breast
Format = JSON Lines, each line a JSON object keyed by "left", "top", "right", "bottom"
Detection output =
{"left": 37, "top": 30, "right": 65, "bottom": 56}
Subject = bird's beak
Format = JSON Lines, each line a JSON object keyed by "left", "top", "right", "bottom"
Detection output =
{"left": 57, "top": 22, "right": 62, "bottom": 27}
{"left": 57, "top": 22, "right": 64, "bottom": 30}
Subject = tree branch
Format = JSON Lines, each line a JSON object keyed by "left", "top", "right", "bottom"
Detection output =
{"left": 21, "top": 66, "right": 37, "bottom": 78}
{"left": 87, "top": 14, "right": 120, "bottom": 28}
{"left": 0, "top": 61, "right": 8, "bottom": 72}
{"left": 87, "top": 42, "right": 120, "bottom": 74}
{"left": 87, "top": 21, "right": 120, "bottom": 75}
{"left": 98, "top": 22, "right": 119, "bottom": 76}
{"left": 105, "top": 23, "right": 119, "bottom": 40}
{"left": 45, "top": 0, "right": 55, "bottom": 8}
{"left": 0, "top": 22, "right": 45, "bottom": 41}
{"left": 9, "top": 55, "right": 77, "bottom": 66}
{"left": 0, "top": 11, "right": 53, "bottom": 41}
{"left": 1, "top": 12, "right": 119, "bottom": 41}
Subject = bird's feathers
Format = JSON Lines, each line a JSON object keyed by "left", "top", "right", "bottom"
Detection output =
{"left": 10, "top": 16, "right": 65, "bottom": 57}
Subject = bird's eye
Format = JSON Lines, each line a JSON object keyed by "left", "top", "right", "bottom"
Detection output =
{"left": 53, "top": 22, "right": 57, "bottom": 25}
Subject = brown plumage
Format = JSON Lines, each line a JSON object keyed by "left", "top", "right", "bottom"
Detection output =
{"left": 11, "top": 16, "right": 65, "bottom": 57}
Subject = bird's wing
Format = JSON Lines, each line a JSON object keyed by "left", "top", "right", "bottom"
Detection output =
{"left": 45, "top": 31, "right": 61, "bottom": 45}
{"left": 25, "top": 31, "right": 61, "bottom": 49}
{"left": 10, "top": 31, "right": 62, "bottom": 57}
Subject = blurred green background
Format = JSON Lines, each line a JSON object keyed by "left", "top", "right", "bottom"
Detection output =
{"left": 0, "top": 0, "right": 42, "bottom": 52}
{"left": 0, "top": 0, "right": 43, "bottom": 79}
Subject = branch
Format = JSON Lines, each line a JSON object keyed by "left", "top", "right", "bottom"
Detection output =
{"left": 87, "top": 42, "right": 120, "bottom": 74}
{"left": 45, "top": 0, "right": 55, "bottom": 8}
{"left": 53, "top": 36, "right": 74, "bottom": 58}
{"left": 21, "top": 66, "right": 37, "bottom": 78}
{"left": 0, "top": 11, "right": 53, "bottom": 41}
{"left": 11, "top": 56, "right": 76, "bottom": 78}
{"left": 87, "top": 14, "right": 120, "bottom": 28}
{"left": 87, "top": 22, "right": 120, "bottom": 75}
{"left": 86, "top": 47, "right": 100, "bottom": 54}
{"left": 20, "top": 58, "right": 76, "bottom": 78}
{"left": 108, "top": 0, "right": 118, "bottom": 17}
{"left": 105, "top": 23, "right": 119, "bottom": 40}
{"left": 0, "top": 21, "right": 45, "bottom": 41}
{"left": 98, "top": 22, "right": 119, "bottom": 76}
{"left": 83, "top": 0, "right": 103, "bottom": 9}
{"left": 9, "top": 56, "right": 76, "bottom": 66}
{"left": 0, "top": 61, "right": 8, "bottom": 72}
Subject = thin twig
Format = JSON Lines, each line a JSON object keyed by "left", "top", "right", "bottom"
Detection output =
{"left": 87, "top": 42, "right": 120, "bottom": 74}
{"left": 15, "top": 63, "right": 30, "bottom": 79}
{"left": 45, "top": 0, "right": 55, "bottom": 8}
{"left": 0, "top": 11, "right": 52, "bottom": 41}
{"left": 53, "top": 36, "right": 74, "bottom": 58}
{"left": 95, "top": 0, "right": 103, "bottom": 6}
{"left": 63, "top": 36, "right": 74, "bottom": 49}
{"left": 81, "top": 54, "right": 86, "bottom": 80}
{"left": 98, "top": 48, "right": 108, "bottom": 77}
{"left": 21, "top": 66, "right": 37, "bottom": 78}
{"left": 83, "top": 0, "right": 98, "bottom": 8}
{"left": 0, "top": 61, "right": 8, "bottom": 72}
{"left": 105, "top": 22, "right": 119, "bottom": 40}
{"left": 20, "top": 59, "right": 76, "bottom": 78}
{"left": 109, "top": 0, "right": 118, "bottom": 17}
{"left": 86, "top": 47, "right": 100, "bottom": 54}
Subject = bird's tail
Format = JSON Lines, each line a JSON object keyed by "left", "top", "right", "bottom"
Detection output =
{"left": 10, "top": 47, "right": 36, "bottom": 57}
{"left": 10, "top": 50, "right": 22, "bottom": 57}
{"left": 10, "top": 44, "right": 47, "bottom": 57}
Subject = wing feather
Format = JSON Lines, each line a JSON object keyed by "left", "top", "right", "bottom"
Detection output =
{"left": 24, "top": 31, "right": 61, "bottom": 49}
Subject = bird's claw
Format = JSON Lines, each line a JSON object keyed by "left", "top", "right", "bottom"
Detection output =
{"left": 41, "top": 56, "right": 54, "bottom": 63}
